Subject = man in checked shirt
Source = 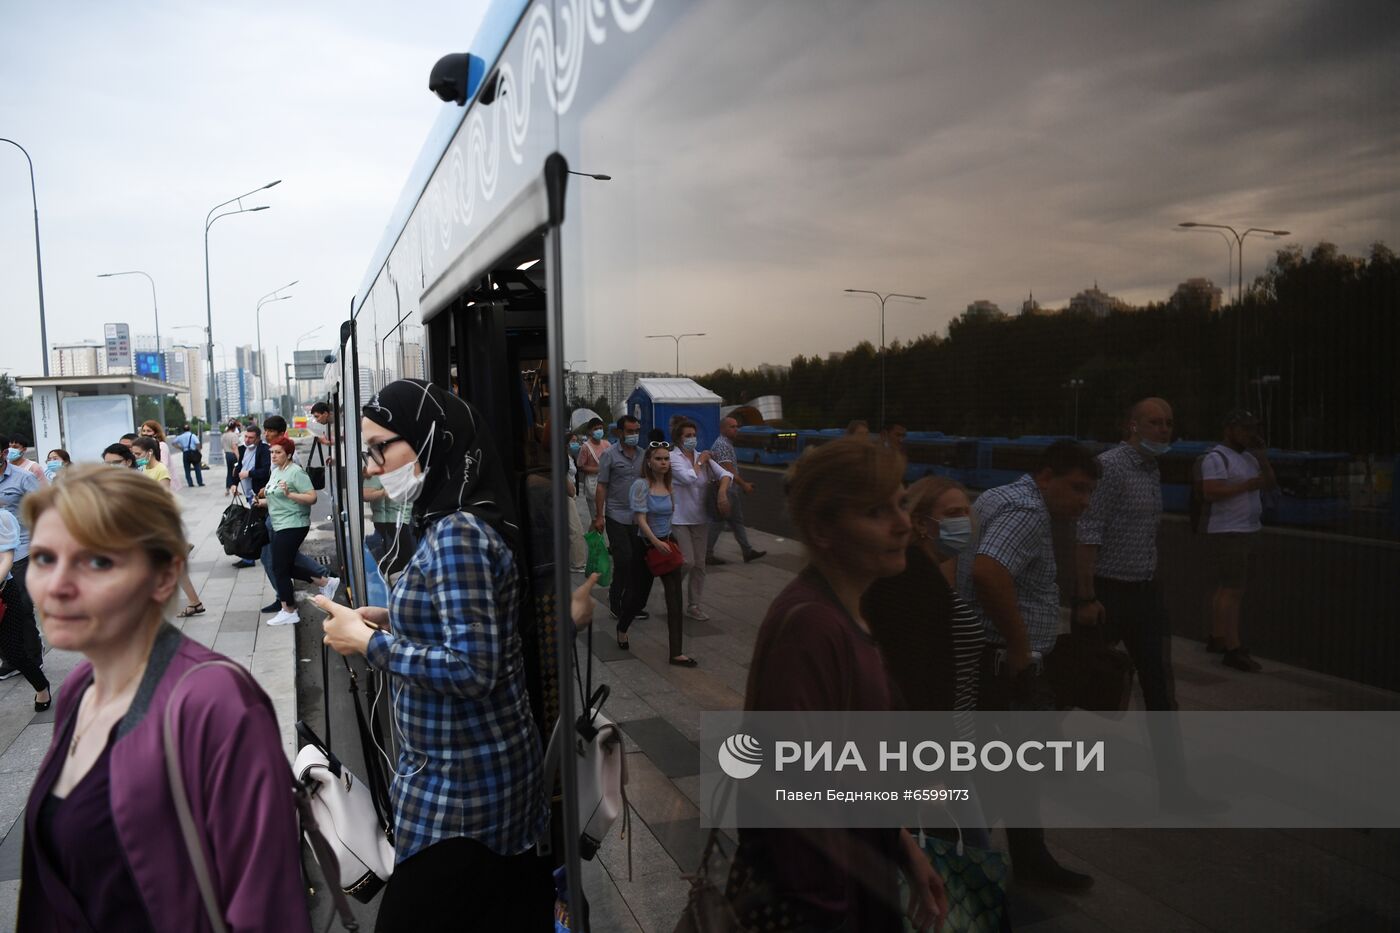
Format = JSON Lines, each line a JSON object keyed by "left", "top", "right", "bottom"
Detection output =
{"left": 960, "top": 439, "right": 1100, "bottom": 891}
{"left": 1073, "top": 397, "right": 1177, "bottom": 710}
{"left": 1074, "top": 398, "right": 1223, "bottom": 814}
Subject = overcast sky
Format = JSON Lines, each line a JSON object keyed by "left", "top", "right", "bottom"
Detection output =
{"left": 5, "top": 0, "right": 1399, "bottom": 382}
{"left": 569, "top": 0, "right": 1400, "bottom": 373}
{"left": 0, "top": 0, "right": 487, "bottom": 383}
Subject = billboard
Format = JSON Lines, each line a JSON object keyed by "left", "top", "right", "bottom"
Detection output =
{"left": 135, "top": 351, "right": 165, "bottom": 381}
{"left": 104, "top": 323, "right": 131, "bottom": 370}
{"left": 294, "top": 349, "right": 333, "bottom": 380}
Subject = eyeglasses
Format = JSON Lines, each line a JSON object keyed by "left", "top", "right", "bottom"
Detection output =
{"left": 363, "top": 436, "right": 409, "bottom": 466}
{"left": 648, "top": 441, "right": 671, "bottom": 449}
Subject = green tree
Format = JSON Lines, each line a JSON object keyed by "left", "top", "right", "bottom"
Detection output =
{"left": 0, "top": 375, "right": 32, "bottom": 439}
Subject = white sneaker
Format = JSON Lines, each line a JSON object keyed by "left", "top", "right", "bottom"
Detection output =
{"left": 267, "top": 609, "right": 299, "bottom": 626}
{"left": 319, "top": 576, "right": 341, "bottom": 601}
{"left": 686, "top": 606, "right": 711, "bottom": 622}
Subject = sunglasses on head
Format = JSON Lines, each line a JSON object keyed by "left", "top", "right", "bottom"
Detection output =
{"left": 648, "top": 441, "right": 671, "bottom": 449}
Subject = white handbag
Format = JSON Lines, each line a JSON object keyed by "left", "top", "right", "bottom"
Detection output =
{"left": 294, "top": 723, "right": 396, "bottom": 902}
{"left": 543, "top": 685, "right": 631, "bottom": 870}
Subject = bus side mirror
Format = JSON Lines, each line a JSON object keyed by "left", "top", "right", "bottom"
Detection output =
{"left": 429, "top": 53, "right": 486, "bottom": 106}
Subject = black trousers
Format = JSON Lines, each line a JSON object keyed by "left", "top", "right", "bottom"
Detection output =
{"left": 182, "top": 450, "right": 205, "bottom": 486}
{"left": 375, "top": 836, "right": 554, "bottom": 932}
{"left": 1074, "top": 576, "right": 1191, "bottom": 788}
{"left": 603, "top": 517, "right": 635, "bottom": 617}
{"left": 270, "top": 526, "right": 316, "bottom": 605}
{"left": 977, "top": 645, "right": 1056, "bottom": 867}
{"left": 1074, "top": 576, "right": 1176, "bottom": 711}
{"left": 224, "top": 452, "right": 239, "bottom": 489}
{"left": 619, "top": 534, "right": 685, "bottom": 657}
{"left": 1, "top": 560, "right": 48, "bottom": 692}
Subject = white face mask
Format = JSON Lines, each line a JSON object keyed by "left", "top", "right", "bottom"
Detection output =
{"left": 380, "top": 459, "right": 425, "bottom": 505}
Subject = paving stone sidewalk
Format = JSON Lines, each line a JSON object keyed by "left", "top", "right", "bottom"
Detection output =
{"left": 580, "top": 530, "right": 1400, "bottom": 933}
{"left": 0, "top": 481, "right": 301, "bottom": 929}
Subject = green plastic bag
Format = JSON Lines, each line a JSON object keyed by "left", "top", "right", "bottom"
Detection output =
{"left": 584, "top": 530, "right": 613, "bottom": 587}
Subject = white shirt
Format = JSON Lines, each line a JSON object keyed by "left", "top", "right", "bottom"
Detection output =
{"left": 1201, "top": 444, "right": 1262, "bottom": 534}
{"left": 668, "top": 448, "right": 728, "bottom": 525}
{"left": 0, "top": 509, "right": 18, "bottom": 580}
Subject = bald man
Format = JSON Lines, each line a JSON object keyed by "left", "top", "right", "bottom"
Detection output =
{"left": 1073, "top": 397, "right": 1178, "bottom": 710}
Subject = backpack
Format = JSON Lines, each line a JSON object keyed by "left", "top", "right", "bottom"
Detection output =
{"left": 1188, "top": 449, "right": 1228, "bottom": 533}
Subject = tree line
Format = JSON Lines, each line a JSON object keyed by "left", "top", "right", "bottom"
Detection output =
{"left": 695, "top": 243, "right": 1399, "bottom": 455}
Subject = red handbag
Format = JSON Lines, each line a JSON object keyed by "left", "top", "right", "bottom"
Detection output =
{"left": 645, "top": 541, "right": 684, "bottom": 576}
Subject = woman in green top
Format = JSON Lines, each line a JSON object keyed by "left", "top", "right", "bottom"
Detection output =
{"left": 256, "top": 437, "right": 329, "bottom": 625}
{"left": 363, "top": 473, "right": 414, "bottom": 576}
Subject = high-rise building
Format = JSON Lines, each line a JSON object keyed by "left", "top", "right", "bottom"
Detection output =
{"left": 964, "top": 300, "right": 1006, "bottom": 321}
{"left": 401, "top": 340, "right": 427, "bottom": 381}
{"left": 1020, "top": 292, "right": 1044, "bottom": 316}
{"left": 50, "top": 342, "right": 106, "bottom": 377}
{"left": 165, "top": 345, "right": 205, "bottom": 420}
{"left": 1068, "top": 282, "right": 1129, "bottom": 318}
{"left": 215, "top": 369, "right": 253, "bottom": 420}
{"left": 235, "top": 345, "right": 262, "bottom": 378}
{"left": 563, "top": 369, "right": 666, "bottom": 419}
{"left": 1169, "top": 277, "right": 1224, "bottom": 313}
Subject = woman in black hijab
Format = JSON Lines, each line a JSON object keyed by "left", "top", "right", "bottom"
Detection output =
{"left": 318, "top": 379, "right": 553, "bottom": 932}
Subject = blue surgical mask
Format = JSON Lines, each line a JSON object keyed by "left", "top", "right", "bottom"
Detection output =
{"left": 936, "top": 516, "right": 973, "bottom": 555}
{"left": 623, "top": 433, "right": 640, "bottom": 447}
{"left": 591, "top": 429, "right": 605, "bottom": 442}
{"left": 1141, "top": 439, "right": 1171, "bottom": 456}
{"left": 4, "top": 449, "right": 19, "bottom": 462}
{"left": 44, "top": 460, "right": 61, "bottom": 478}
{"left": 682, "top": 437, "right": 698, "bottom": 451}
{"left": 136, "top": 457, "right": 150, "bottom": 468}
{"left": 568, "top": 442, "right": 581, "bottom": 455}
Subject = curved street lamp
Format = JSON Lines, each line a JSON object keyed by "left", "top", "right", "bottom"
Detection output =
{"left": 204, "top": 180, "right": 280, "bottom": 424}
{"left": 645, "top": 334, "right": 705, "bottom": 376}
{"left": 1178, "top": 222, "right": 1290, "bottom": 404}
{"left": 97, "top": 270, "right": 167, "bottom": 428}
{"left": 844, "top": 289, "right": 927, "bottom": 430}
{"left": 256, "top": 280, "right": 297, "bottom": 414}
{"left": 0, "top": 138, "right": 49, "bottom": 376}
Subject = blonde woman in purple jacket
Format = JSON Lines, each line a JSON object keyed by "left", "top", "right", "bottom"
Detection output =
{"left": 18, "top": 466, "right": 311, "bottom": 933}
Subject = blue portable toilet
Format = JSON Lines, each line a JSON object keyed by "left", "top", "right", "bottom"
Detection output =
{"left": 626, "top": 378, "right": 723, "bottom": 449}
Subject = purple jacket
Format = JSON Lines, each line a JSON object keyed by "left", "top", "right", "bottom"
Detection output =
{"left": 19, "top": 625, "right": 313, "bottom": 932}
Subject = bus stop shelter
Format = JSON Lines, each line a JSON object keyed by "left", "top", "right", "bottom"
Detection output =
{"left": 16, "top": 374, "right": 186, "bottom": 464}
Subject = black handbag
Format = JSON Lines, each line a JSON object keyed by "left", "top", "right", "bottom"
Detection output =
{"left": 230, "top": 503, "right": 271, "bottom": 559}
{"left": 215, "top": 499, "right": 246, "bottom": 554}
{"left": 306, "top": 440, "right": 327, "bottom": 491}
{"left": 1044, "top": 629, "right": 1134, "bottom": 716}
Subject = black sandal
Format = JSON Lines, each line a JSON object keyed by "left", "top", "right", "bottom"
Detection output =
{"left": 669, "top": 656, "right": 698, "bottom": 668}
{"left": 176, "top": 603, "right": 206, "bottom": 618}
{"left": 616, "top": 633, "right": 630, "bottom": 651}
{"left": 35, "top": 692, "right": 52, "bottom": 713}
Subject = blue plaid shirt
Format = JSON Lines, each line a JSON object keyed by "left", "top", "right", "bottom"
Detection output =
{"left": 366, "top": 511, "right": 547, "bottom": 862}
{"left": 958, "top": 474, "right": 1062, "bottom": 654}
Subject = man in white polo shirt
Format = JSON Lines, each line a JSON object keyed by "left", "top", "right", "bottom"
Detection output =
{"left": 1200, "top": 409, "right": 1276, "bottom": 672}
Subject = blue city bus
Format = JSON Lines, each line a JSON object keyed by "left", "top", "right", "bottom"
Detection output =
{"left": 313, "top": 0, "right": 1391, "bottom": 923}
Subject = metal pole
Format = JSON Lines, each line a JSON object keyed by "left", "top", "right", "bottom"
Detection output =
{"left": 844, "top": 290, "right": 926, "bottom": 429}
{"left": 1, "top": 139, "right": 50, "bottom": 376}
{"left": 204, "top": 180, "right": 280, "bottom": 427}
{"left": 98, "top": 271, "right": 167, "bottom": 428}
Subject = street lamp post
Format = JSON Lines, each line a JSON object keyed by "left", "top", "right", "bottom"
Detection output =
{"left": 255, "top": 281, "right": 297, "bottom": 415}
{"left": 1178, "top": 222, "right": 1289, "bottom": 406}
{"left": 97, "top": 270, "right": 166, "bottom": 429}
{"left": 844, "top": 289, "right": 927, "bottom": 430}
{"left": 1, "top": 138, "right": 50, "bottom": 376}
{"left": 205, "top": 180, "right": 280, "bottom": 426}
{"left": 1067, "top": 378, "right": 1085, "bottom": 438}
{"left": 645, "top": 334, "right": 705, "bottom": 377}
